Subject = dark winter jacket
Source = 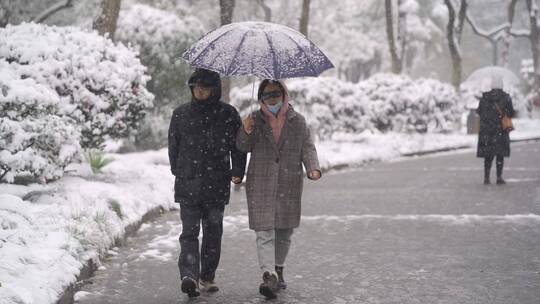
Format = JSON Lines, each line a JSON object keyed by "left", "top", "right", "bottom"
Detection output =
{"left": 168, "top": 70, "right": 246, "bottom": 205}
{"left": 476, "top": 89, "right": 515, "bottom": 158}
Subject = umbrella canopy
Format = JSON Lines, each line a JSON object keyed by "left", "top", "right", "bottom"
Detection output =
{"left": 463, "top": 66, "right": 520, "bottom": 92}
{"left": 182, "top": 21, "right": 334, "bottom": 80}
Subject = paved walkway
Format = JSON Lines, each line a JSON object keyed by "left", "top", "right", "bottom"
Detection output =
{"left": 77, "top": 142, "right": 540, "bottom": 304}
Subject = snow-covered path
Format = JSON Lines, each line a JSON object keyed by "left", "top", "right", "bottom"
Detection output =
{"left": 76, "top": 141, "right": 540, "bottom": 304}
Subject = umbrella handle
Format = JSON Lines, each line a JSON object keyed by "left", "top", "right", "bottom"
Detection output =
{"left": 249, "top": 78, "right": 256, "bottom": 118}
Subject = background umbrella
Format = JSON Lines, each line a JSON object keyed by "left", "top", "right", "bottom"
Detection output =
{"left": 182, "top": 21, "right": 334, "bottom": 80}
{"left": 463, "top": 66, "right": 520, "bottom": 92}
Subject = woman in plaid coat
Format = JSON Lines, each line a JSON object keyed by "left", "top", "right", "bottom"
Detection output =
{"left": 236, "top": 79, "right": 321, "bottom": 299}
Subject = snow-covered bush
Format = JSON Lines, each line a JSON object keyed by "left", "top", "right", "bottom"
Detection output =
{"left": 231, "top": 74, "right": 464, "bottom": 139}
{"left": 0, "top": 62, "right": 81, "bottom": 183}
{"left": 0, "top": 22, "right": 153, "bottom": 149}
{"left": 520, "top": 59, "right": 539, "bottom": 116}
{"left": 116, "top": 4, "right": 205, "bottom": 149}
{"left": 359, "top": 74, "right": 463, "bottom": 133}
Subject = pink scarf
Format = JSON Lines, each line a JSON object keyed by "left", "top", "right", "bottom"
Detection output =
{"left": 260, "top": 81, "right": 290, "bottom": 144}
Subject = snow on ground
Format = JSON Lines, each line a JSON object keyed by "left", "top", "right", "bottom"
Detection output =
{"left": 0, "top": 118, "right": 539, "bottom": 304}
{"left": 0, "top": 150, "right": 175, "bottom": 304}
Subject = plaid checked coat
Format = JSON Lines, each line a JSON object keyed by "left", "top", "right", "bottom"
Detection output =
{"left": 236, "top": 106, "right": 321, "bottom": 231}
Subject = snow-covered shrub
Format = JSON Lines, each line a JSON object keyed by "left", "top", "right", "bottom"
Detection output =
{"left": 116, "top": 4, "right": 205, "bottom": 149}
{"left": 0, "top": 62, "right": 81, "bottom": 183}
{"left": 231, "top": 74, "right": 463, "bottom": 139}
{"left": 520, "top": 59, "right": 539, "bottom": 116}
{"left": 360, "top": 74, "right": 463, "bottom": 133}
{"left": 0, "top": 22, "right": 154, "bottom": 149}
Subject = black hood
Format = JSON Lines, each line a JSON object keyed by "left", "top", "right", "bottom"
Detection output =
{"left": 188, "top": 68, "right": 222, "bottom": 102}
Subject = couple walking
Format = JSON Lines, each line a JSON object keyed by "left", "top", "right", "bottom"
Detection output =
{"left": 168, "top": 68, "right": 322, "bottom": 299}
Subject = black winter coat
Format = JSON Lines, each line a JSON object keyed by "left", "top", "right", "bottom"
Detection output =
{"left": 168, "top": 99, "right": 247, "bottom": 205}
{"left": 476, "top": 89, "right": 515, "bottom": 158}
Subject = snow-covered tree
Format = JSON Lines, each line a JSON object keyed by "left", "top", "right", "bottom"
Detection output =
{"left": 0, "top": 23, "right": 153, "bottom": 150}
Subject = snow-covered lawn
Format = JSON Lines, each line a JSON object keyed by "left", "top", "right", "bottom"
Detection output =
{"left": 0, "top": 151, "right": 175, "bottom": 304}
{"left": 0, "top": 118, "right": 539, "bottom": 304}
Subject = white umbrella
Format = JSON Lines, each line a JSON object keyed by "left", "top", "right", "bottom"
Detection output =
{"left": 463, "top": 66, "right": 520, "bottom": 92}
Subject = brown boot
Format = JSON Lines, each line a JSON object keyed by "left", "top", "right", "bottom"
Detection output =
{"left": 259, "top": 271, "right": 279, "bottom": 299}
{"left": 200, "top": 280, "right": 219, "bottom": 293}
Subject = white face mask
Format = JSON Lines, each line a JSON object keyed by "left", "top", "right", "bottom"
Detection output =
{"left": 267, "top": 101, "right": 283, "bottom": 114}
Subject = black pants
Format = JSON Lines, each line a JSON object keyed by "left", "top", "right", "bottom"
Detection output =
{"left": 178, "top": 202, "right": 224, "bottom": 282}
{"left": 484, "top": 155, "right": 504, "bottom": 179}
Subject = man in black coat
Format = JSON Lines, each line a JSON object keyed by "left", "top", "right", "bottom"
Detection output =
{"left": 168, "top": 68, "right": 246, "bottom": 297}
{"left": 476, "top": 85, "right": 515, "bottom": 185}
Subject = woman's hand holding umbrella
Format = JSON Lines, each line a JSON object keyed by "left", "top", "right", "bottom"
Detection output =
{"left": 308, "top": 170, "right": 321, "bottom": 180}
{"left": 243, "top": 116, "right": 255, "bottom": 134}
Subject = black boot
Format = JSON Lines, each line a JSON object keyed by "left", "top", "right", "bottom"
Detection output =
{"left": 259, "top": 271, "right": 279, "bottom": 299}
{"left": 181, "top": 276, "right": 200, "bottom": 298}
{"left": 496, "top": 156, "right": 505, "bottom": 185}
{"left": 275, "top": 266, "right": 287, "bottom": 289}
{"left": 484, "top": 157, "right": 493, "bottom": 184}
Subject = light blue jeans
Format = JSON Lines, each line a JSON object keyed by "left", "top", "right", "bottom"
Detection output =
{"left": 255, "top": 228, "right": 294, "bottom": 274}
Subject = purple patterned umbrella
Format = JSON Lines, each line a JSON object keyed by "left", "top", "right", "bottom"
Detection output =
{"left": 182, "top": 21, "right": 334, "bottom": 80}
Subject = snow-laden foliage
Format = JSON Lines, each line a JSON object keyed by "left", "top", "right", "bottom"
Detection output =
{"left": 116, "top": 4, "right": 205, "bottom": 150}
{"left": 520, "top": 59, "right": 539, "bottom": 115}
{"left": 0, "top": 61, "right": 81, "bottom": 183}
{"left": 0, "top": 23, "right": 153, "bottom": 150}
{"left": 231, "top": 74, "right": 465, "bottom": 139}
{"left": 0, "top": 23, "right": 153, "bottom": 183}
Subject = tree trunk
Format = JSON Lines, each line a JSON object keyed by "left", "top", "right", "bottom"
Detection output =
{"left": 299, "top": 0, "right": 311, "bottom": 38}
{"left": 0, "top": 0, "right": 12, "bottom": 28}
{"left": 93, "top": 0, "right": 122, "bottom": 40}
{"left": 444, "top": 0, "right": 465, "bottom": 89}
{"left": 220, "top": 0, "right": 235, "bottom": 103}
{"left": 502, "top": 0, "right": 519, "bottom": 67}
{"left": 526, "top": 0, "right": 540, "bottom": 89}
{"left": 220, "top": 0, "right": 235, "bottom": 25}
{"left": 385, "top": 0, "right": 402, "bottom": 74}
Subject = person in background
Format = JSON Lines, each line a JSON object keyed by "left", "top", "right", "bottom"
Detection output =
{"left": 476, "top": 76, "right": 515, "bottom": 185}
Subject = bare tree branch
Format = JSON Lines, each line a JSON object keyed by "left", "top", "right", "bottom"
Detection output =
{"left": 32, "top": 0, "right": 74, "bottom": 23}
{"left": 509, "top": 29, "right": 532, "bottom": 37}
{"left": 465, "top": 14, "right": 509, "bottom": 39}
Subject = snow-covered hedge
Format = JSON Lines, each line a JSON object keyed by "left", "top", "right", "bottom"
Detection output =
{"left": 0, "top": 23, "right": 153, "bottom": 183}
{"left": 231, "top": 74, "right": 464, "bottom": 139}
{"left": 0, "top": 61, "right": 81, "bottom": 183}
{"left": 520, "top": 58, "right": 539, "bottom": 115}
{"left": 116, "top": 4, "right": 204, "bottom": 150}
{"left": 0, "top": 22, "right": 153, "bottom": 149}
